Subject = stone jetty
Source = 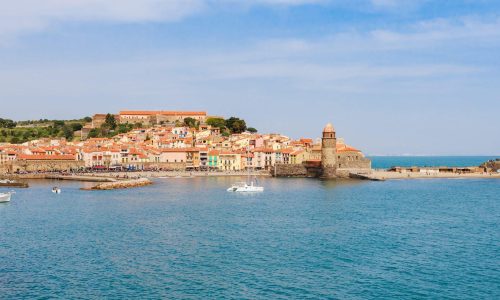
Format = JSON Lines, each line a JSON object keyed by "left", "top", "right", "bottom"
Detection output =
{"left": 82, "top": 178, "right": 153, "bottom": 190}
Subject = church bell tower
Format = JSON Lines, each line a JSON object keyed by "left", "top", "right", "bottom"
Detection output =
{"left": 321, "top": 123, "right": 337, "bottom": 178}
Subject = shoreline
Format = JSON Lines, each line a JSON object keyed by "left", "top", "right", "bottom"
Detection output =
{"left": 1, "top": 170, "right": 271, "bottom": 181}
{"left": 2, "top": 169, "right": 499, "bottom": 186}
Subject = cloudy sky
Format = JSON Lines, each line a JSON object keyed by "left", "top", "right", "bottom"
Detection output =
{"left": 1, "top": 0, "right": 499, "bottom": 155}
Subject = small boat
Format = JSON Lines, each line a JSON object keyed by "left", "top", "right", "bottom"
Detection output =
{"left": 227, "top": 148, "right": 264, "bottom": 192}
{"left": 0, "top": 179, "right": 29, "bottom": 188}
{"left": 227, "top": 181, "right": 264, "bottom": 192}
{"left": 52, "top": 187, "right": 62, "bottom": 194}
{"left": 0, "top": 191, "right": 15, "bottom": 203}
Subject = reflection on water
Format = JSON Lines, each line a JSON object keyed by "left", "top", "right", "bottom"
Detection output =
{"left": 318, "top": 178, "right": 368, "bottom": 189}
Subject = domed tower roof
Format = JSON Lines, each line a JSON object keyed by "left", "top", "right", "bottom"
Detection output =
{"left": 323, "top": 123, "right": 335, "bottom": 133}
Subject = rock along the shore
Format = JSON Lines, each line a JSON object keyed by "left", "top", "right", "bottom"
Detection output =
{"left": 81, "top": 178, "right": 152, "bottom": 191}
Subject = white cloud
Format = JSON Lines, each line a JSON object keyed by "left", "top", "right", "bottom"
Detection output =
{"left": 0, "top": 0, "right": 330, "bottom": 42}
{"left": 0, "top": 0, "right": 205, "bottom": 40}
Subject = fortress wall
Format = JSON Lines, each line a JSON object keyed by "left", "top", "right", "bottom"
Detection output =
{"left": 337, "top": 152, "right": 371, "bottom": 170}
{"left": 273, "top": 164, "right": 308, "bottom": 177}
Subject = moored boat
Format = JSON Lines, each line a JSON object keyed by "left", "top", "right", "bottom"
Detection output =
{"left": 0, "top": 179, "right": 29, "bottom": 188}
{"left": 0, "top": 191, "right": 15, "bottom": 203}
{"left": 227, "top": 181, "right": 264, "bottom": 192}
{"left": 227, "top": 147, "right": 264, "bottom": 193}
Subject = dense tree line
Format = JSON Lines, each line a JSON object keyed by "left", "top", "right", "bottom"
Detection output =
{"left": 205, "top": 116, "right": 257, "bottom": 134}
{"left": 0, "top": 114, "right": 257, "bottom": 144}
{"left": 87, "top": 114, "right": 134, "bottom": 138}
{"left": 0, "top": 116, "right": 123, "bottom": 144}
{"left": 0, "top": 118, "right": 16, "bottom": 129}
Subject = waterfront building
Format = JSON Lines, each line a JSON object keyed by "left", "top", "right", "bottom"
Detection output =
{"left": 219, "top": 151, "right": 241, "bottom": 171}
{"left": 252, "top": 148, "right": 275, "bottom": 170}
{"left": 208, "top": 150, "right": 220, "bottom": 170}
{"left": 290, "top": 149, "right": 307, "bottom": 165}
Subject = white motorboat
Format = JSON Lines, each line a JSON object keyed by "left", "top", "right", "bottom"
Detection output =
{"left": 227, "top": 181, "right": 264, "bottom": 192}
{"left": 0, "top": 191, "right": 14, "bottom": 203}
{"left": 52, "top": 187, "right": 62, "bottom": 194}
{"left": 227, "top": 149, "right": 264, "bottom": 193}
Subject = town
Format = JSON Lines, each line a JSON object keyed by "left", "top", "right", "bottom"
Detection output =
{"left": 0, "top": 110, "right": 368, "bottom": 175}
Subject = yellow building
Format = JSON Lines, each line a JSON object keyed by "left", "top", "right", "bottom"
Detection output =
{"left": 219, "top": 151, "right": 241, "bottom": 171}
{"left": 290, "top": 149, "right": 308, "bottom": 164}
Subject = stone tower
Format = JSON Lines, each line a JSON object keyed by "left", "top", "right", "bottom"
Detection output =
{"left": 321, "top": 123, "right": 337, "bottom": 178}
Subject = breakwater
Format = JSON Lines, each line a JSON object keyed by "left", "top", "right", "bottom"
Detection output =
{"left": 81, "top": 178, "right": 153, "bottom": 190}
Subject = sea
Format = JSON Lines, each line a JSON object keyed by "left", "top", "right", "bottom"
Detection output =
{"left": 1, "top": 156, "right": 499, "bottom": 299}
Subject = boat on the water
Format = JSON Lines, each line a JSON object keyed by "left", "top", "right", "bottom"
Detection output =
{"left": 227, "top": 181, "right": 264, "bottom": 192}
{"left": 227, "top": 148, "right": 264, "bottom": 193}
{"left": 0, "top": 179, "right": 29, "bottom": 188}
{"left": 0, "top": 191, "right": 15, "bottom": 203}
{"left": 52, "top": 187, "right": 61, "bottom": 194}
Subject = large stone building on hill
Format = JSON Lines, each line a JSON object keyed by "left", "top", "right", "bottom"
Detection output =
{"left": 118, "top": 111, "right": 207, "bottom": 126}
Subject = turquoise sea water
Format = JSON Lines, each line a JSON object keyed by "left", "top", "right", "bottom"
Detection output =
{"left": 370, "top": 156, "right": 498, "bottom": 169}
{"left": 1, "top": 158, "right": 500, "bottom": 299}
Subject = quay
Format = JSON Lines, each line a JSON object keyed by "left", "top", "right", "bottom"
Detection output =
{"left": 45, "top": 174, "right": 117, "bottom": 182}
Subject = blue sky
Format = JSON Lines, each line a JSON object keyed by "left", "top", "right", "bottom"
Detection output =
{"left": 1, "top": 0, "right": 499, "bottom": 155}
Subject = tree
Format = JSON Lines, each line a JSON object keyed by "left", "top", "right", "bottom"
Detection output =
{"left": 11, "top": 136, "right": 20, "bottom": 144}
{"left": 71, "top": 123, "right": 83, "bottom": 131}
{"left": 53, "top": 120, "right": 65, "bottom": 127}
{"left": 206, "top": 117, "right": 226, "bottom": 129}
{"left": 225, "top": 117, "right": 247, "bottom": 134}
{"left": 88, "top": 128, "right": 99, "bottom": 138}
{"left": 183, "top": 117, "right": 197, "bottom": 128}
{"left": 22, "top": 130, "right": 31, "bottom": 140}
{"left": 83, "top": 116, "right": 92, "bottom": 123}
{"left": 247, "top": 127, "right": 258, "bottom": 133}
{"left": 0, "top": 118, "right": 16, "bottom": 128}
{"left": 105, "top": 114, "right": 117, "bottom": 130}
{"left": 62, "top": 125, "right": 74, "bottom": 140}
{"left": 117, "top": 123, "right": 133, "bottom": 134}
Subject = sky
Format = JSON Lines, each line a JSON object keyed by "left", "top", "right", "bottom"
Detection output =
{"left": 0, "top": 0, "right": 499, "bottom": 155}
